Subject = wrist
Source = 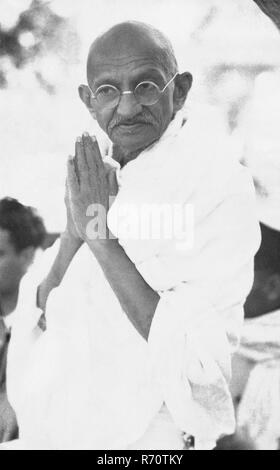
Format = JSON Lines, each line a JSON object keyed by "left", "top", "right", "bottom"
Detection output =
{"left": 86, "top": 237, "right": 119, "bottom": 254}
{"left": 62, "top": 230, "right": 83, "bottom": 247}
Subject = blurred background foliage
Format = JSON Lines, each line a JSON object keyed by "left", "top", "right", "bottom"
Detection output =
{"left": 0, "top": 0, "right": 80, "bottom": 92}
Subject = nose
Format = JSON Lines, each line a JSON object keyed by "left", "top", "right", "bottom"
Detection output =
{"left": 116, "top": 92, "right": 142, "bottom": 119}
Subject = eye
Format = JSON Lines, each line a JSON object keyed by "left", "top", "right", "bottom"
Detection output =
{"left": 96, "top": 85, "right": 118, "bottom": 99}
{"left": 136, "top": 81, "right": 157, "bottom": 93}
{"left": 135, "top": 81, "right": 159, "bottom": 104}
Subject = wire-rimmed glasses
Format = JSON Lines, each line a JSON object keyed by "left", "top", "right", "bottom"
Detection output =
{"left": 89, "top": 73, "right": 178, "bottom": 109}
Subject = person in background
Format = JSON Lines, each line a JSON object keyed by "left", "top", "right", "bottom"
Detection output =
{"left": 0, "top": 197, "right": 46, "bottom": 443}
{"left": 230, "top": 222, "right": 280, "bottom": 450}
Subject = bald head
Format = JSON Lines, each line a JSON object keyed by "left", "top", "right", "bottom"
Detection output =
{"left": 80, "top": 21, "right": 192, "bottom": 156}
{"left": 87, "top": 21, "right": 178, "bottom": 81}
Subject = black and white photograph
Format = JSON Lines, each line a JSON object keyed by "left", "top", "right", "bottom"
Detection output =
{"left": 0, "top": 0, "right": 280, "bottom": 452}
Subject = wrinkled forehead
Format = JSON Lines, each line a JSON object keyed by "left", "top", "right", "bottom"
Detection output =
{"left": 87, "top": 34, "right": 167, "bottom": 85}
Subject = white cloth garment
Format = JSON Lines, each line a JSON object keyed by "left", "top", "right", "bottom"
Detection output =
{"left": 4, "top": 110, "right": 260, "bottom": 450}
{"left": 2, "top": 312, "right": 17, "bottom": 331}
{"left": 236, "top": 310, "right": 280, "bottom": 450}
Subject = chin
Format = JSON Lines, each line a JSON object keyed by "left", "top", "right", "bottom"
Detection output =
{"left": 111, "top": 129, "right": 158, "bottom": 154}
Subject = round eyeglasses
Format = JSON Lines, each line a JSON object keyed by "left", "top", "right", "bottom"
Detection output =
{"left": 89, "top": 73, "right": 178, "bottom": 110}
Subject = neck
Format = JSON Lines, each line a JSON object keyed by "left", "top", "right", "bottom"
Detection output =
{"left": 112, "top": 136, "right": 161, "bottom": 168}
{"left": 0, "top": 288, "right": 19, "bottom": 317}
{"left": 111, "top": 115, "right": 178, "bottom": 167}
{"left": 112, "top": 146, "right": 143, "bottom": 168}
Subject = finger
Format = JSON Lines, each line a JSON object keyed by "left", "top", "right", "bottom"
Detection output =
{"left": 65, "top": 178, "right": 71, "bottom": 204}
{"left": 64, "top": 178, "right": 68, "bottom": 204}
{"left": 82, "top": 132, "right": 96, "bottom": 172}
{"left": 90, "top": 135, "right": 104, "bottom": 170}
{"left": 67, "top": 156, "right": 79, "bottom": 194}
{"left": 64, "top": 180, "right": 72, "bottom": 218}
{"left": 83, "top": 133, "right": 104, "bottom": 173}
{"left": 74, "top": 139, "right": 82, "bottom": 184}
{"left": 75, "top": 136, "right": 88, "bottom": 181}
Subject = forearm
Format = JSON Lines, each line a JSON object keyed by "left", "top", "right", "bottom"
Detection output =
{"left": 49, "top": 233, "right": 82, "bottom": 285}
{"left": 38, "top": 233, "right": 82, "bottom": 310}
{"left": 87, "top": 238, "right": 160, "bottom": 340}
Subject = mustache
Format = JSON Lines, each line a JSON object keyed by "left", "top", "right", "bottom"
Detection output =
{"left": 108, "top": 112, "right": 157, "bottom": 132}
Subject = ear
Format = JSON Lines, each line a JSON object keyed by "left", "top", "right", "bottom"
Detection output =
{"left": 78, "top": 84, "right": 97, "bottom": 120}
{"left": 173, "top": 72, "right": 193, "bottom": 113}
{"left": 264, "top": 273, "right": 280, "bottom": 302}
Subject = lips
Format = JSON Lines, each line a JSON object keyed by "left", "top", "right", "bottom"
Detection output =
{"left": 112, "top": 122, "right": 149, "bottom": 134}
{"left": 117, "top": 121, "right": 147, "bottom": 127}
{"left": 117, "top": 121, "right": 151, "bottom": 129}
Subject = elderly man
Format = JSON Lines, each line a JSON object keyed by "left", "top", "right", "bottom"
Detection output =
{"left": 4, "top": 22, "right": 260, "bottom": 450}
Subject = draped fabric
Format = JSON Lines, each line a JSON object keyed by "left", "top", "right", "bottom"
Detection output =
{"left": 4, "top": 110, "right": 260, "bottom": 450}
{"left": 237, "top": 310, "right": 280, "bottom": 450}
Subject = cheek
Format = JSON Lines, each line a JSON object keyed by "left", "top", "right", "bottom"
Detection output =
{"left": 152, "top": 96, "right": 174, "bottom": 127}
{"left": 164, "top": 93, "right": 175, "bottom": 118}
{"left": 0, "top": 258, "right": 21, "bottom": 280}
{"left": 0, "top": 262, "right": 11, "bottom": 287}
{"left": 95, "top": 109, "right": 114, "bottom": 134}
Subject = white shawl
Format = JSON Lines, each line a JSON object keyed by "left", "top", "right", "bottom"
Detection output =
{"left": 5, "top": 110, "right": 260, "bottom": 450}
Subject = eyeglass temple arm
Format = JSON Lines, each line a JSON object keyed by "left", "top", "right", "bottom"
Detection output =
{"left": 161, "top": 72, "right": 178, "bottom": 92}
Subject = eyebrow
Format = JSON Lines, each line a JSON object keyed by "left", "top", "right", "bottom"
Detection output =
{"left": 91, "top": 68, "right": 166, "bottom": 90}
{"left": 132, "top": 69, "right": 165, "bottom": 85}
